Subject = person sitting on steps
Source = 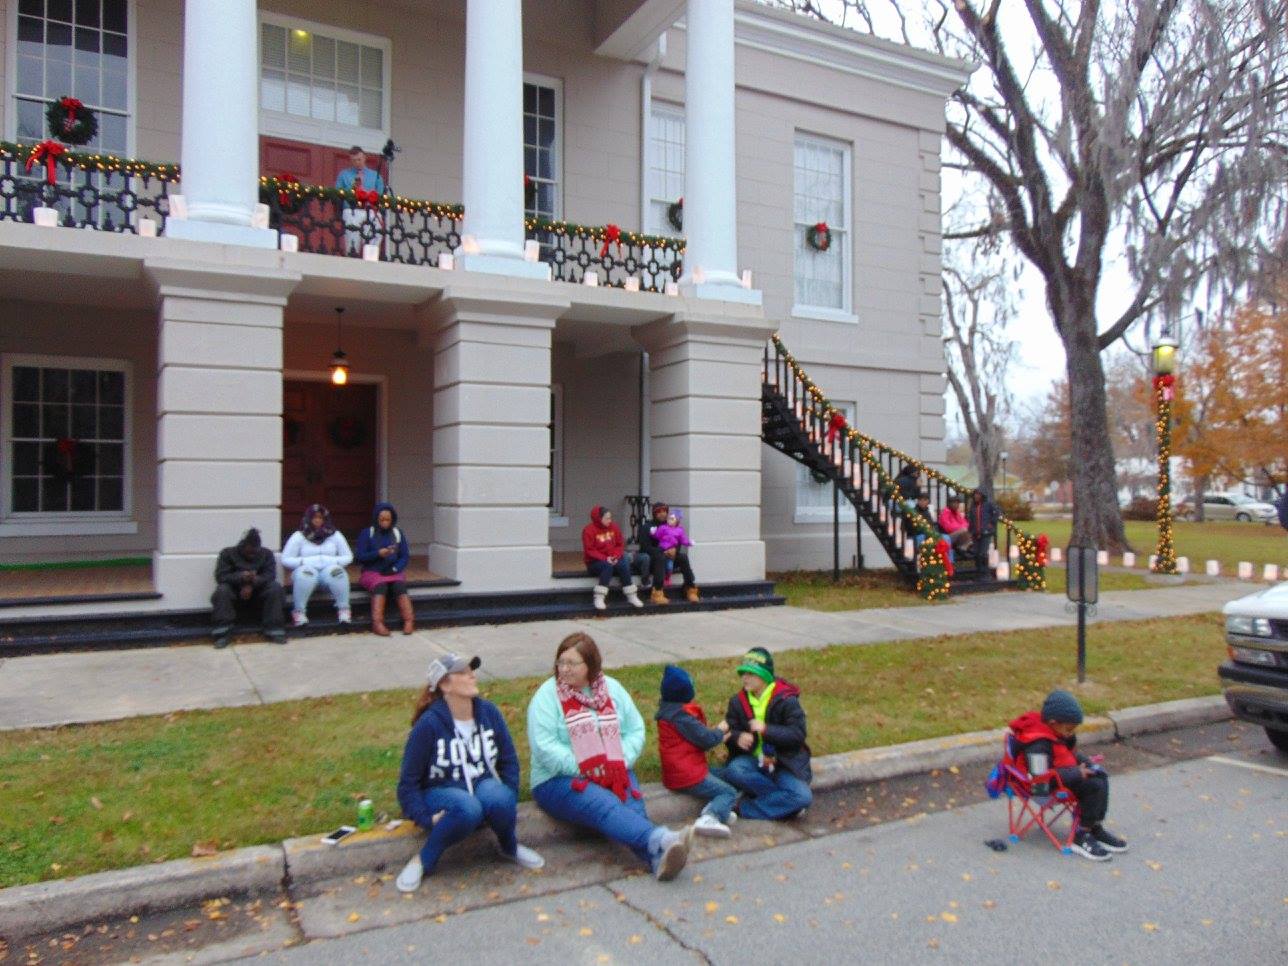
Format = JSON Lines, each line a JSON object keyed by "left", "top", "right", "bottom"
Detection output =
{"left": 937, "top": 494, "right": 974, "bottom": 556}
{"left": 281, "top": 504, "right": 353, "bottom": 627}
{"left": 581, "top": 505, "right": 644, "bottom": 611}
{"left": 355, "top": 501, "right": 414, "bottom": 636}
{"left": 210, "top": 528, "right": 286, "bottom": 648}
{"left": 635, "top": 502, "right": 699, "bottom": 605}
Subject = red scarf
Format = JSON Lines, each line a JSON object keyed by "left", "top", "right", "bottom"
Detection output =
{"left": 556, "top": 675, "right": 638, "bottom": 801}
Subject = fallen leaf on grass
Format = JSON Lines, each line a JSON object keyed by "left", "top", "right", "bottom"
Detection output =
{"left": 191, "top": 841, "right": 219, "bottom": 858}
{"left": 90, "top": 797, "right": 103, "bottom": 811}
{"left": 48, "top": 816, "right": 66, "bottom": 826}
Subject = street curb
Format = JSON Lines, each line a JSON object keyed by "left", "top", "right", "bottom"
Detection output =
{"left": 0, "top": 693, "right": 1232, "bottom": 941}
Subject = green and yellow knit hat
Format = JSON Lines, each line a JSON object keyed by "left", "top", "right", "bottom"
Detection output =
{"left": 735, "top": 647, "right": 775, "bottom": 685}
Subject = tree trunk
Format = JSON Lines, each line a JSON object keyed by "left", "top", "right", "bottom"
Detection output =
{"left": 1063, "top": 317, "right": 1131, "bottom": 552}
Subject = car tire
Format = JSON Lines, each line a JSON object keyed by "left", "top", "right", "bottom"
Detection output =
{"left": 1235, "top": 512, "right": 1250, "bottom": 522}
{"left": 1267, "top": 728, "right": 1288, "bottom": 754}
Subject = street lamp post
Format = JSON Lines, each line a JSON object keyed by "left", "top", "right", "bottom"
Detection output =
{"left": 999, "top": 451, "right": 1009, "bottom": 496}
{"left": 1151, "top": 326, "right": 1179, "bottom": 575}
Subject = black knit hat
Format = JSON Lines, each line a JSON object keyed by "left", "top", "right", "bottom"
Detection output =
{"left": 660, "top": 664, "right": 695, "bottom": 703}
{"left": 238, "top": 528, "right": 262, "bottom": 551}
{"left": 1041, "top": 689, "right": 1084, "bottom": 724}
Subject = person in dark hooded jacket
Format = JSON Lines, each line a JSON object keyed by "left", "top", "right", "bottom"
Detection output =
{"left": 1276, "top": 491, "right": 1288, "bottom": 533}
{"left": 211, "top": 528, "right": 286, "bottom": 648}
{"left": 355, "top": 501, "right": 413, "bottom": 635}
{"left": 715, "top": 647, "right": 812, "bottom": 820}
{"left": 1008, "top": 689, "right": 1128, "bottom": 862}
{"left": 581, "top": 505, "right": 644, "bottom": 611}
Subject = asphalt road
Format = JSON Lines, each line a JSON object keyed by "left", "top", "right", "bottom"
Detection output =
{"left": 245, "top": 726, "right": 1287, "bottom": 966}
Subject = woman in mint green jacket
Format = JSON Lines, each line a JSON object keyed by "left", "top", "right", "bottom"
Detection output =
{"left": 527, "top": 632, "right": 693, "bottom": 881}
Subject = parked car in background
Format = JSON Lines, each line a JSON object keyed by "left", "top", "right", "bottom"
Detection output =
{"left": 1197, "top": 493, "right": 1278, "bottom": 523}
{"left": 1219, "top": 582, "right": 1288, "bottom": 753}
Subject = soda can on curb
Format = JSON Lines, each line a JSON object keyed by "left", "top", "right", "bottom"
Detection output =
{"left": 357, "top": 798, "right": 375, "bottom": 831}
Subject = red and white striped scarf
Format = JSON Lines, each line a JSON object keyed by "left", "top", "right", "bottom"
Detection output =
{"left": 556, "top": 675, "right": 638, "bottom": 801}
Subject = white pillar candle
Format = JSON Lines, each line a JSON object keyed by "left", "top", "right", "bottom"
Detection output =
{"left": 583, "top": 271, "right": 599, "bottom": 287}
{"left": 251, "top": 203, "right": 270, "bottom": 229}
{"left": 32, "top": 207, "right": 59, "bottom": 227}
{"left": 903, "top": 539, "right": 914, "bottom": 560}
{"left": 523, "top": 239, "right": 540, "bottom": 262}
{"left": 1265, "top": 563, "right": 1280, "bottom": 582}
{"left": 437, "top": 252, "right": 454, "bottom": 270}
{"left": 167, "top": 194, "right": 188, "bottom": 220}
{"left": 1008, "top": 544, "right": 1020, "bottom": 560}
{"left": 996, "top": 562, "right": 1010, "bottom": 581}
{"left": 1122, "top": 551, "right": 1136, "bottom": 568}
{"left": 623, "top": 277, "right": 640, "bottom": 292}
{"left": 278, "top": 232, "right": 298, "bottom": 252}
{"left": 1238, "top": 561, "right": 1253, "bottom": 579}
{"left": 741, "top": 269, "right": 753, "bottom": 288}
{"left": 1096, "top": 550, "right": 1109, "bottom": 566}
{"left": 362, "top": 243, "right": 380, "bottom": 261}
{"left": 1148, "top": 554, "right": 1158, "bottom": 569}
{"left": 137, "top": 218, "right": 157, "bottom": 237}
{"left": 664, "top": 281, "right": 679, "bottom": 296}
{"left": 1050, "top": 546, "right": 1063, "bottom": 563}
{"left": 1205, "top": 559, "right": 1220, "bottom": 576}
{"left": 988, "top": 547, "right": 999, "bottom": 567}
{"left": 1176, "top": 556, "right": 1190, "bottom": 573}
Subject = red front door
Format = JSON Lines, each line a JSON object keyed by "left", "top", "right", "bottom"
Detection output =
{"left": 282, "top": 380, "right": 379, "bottom": 544}
{"left": 260, "top": 136, "right": 363, "bottom": 255}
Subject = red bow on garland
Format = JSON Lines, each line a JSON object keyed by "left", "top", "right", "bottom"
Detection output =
{"left": 599, "top": 223, "right": 621, "bottom": 258}
{"left": 826, "top": 410, "right": 847, "bottom": 443}
{"left": 276, "top": 172, "right": 299, "bottom": 207}
{"left": 353, "top": 188, "right": 379, "bottom": 209}
{"left": 26, "top": 140, "right": 67, "bottom": 185}
{"left": 1152, "top": 373, "right": 1175, "bottom": 401}
{"left": 59, "top": 96, "right": 83, "bottom": 131}
{"left": 815, "top": 221, "right": 829, "bottom": 234}
{"left": 934, "top": 539, "right": 955, "bottom": 577}
{"left": 1036, "top": 533, "right": 1050, "bottom": 567}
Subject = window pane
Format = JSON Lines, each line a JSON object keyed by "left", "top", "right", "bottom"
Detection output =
{"left": 13, "top": 367, "right": 40, "bottom": 402}
{"left": 17, "top": 53, "right": 43, "bottom": 94}
{"left": 49, "top": 0, "right": 73, "bottom": 23}
{"left": 313, "top": 35, "right": 335, "bottom": 78}
{"left": 359, "top": 88, "right": 381, "bottom": 129}
{"left": 46, "top": 57, "right": 73, "bottom": 98}
{"left": 336, "top": 84, "right": 360, "bottom": 126}
{"left": 12, "top": 478, "right": 39, "bottom": 513}
{"left": 46, "top": 19, "right": 72, "bottom": 53}
{"left": 539, "top": 86, "right": 554, "bottom": 117}
{"left": 524, "top": 83, "right": 536, "bottom": 113}
{"left": 70, "top": 369, "right": 96, "bottom": 403}
{"left": 360, "top": 47, "right": 382, "bottom": 88}
{"left": 42, "top": 368, "right": 68, "bottom": 402}
{"left": 16, "top": 98, "right": 46, "bottom": 140}
{"left": 75, "top": 0, "right": 99, "bottom": 27}
{"left": 99, "top": 405, "right": 124, "bottom": 439}
{"left": 102, "top": 65, "right": 126, "bottom": 109}
{"left": 98, "top": 476, "right": 123, "bottom": 511}
{"left": 42, "top": 403, "right": 69, "bottom": 437}
{"left": 12, "top": 403, "right": 40, "bottom": 438}
{"left": 42, "top": 478, "right": 68, "bottom": 512}
{"left": 98, "top": 370, "right": 123, "bottom": 404}
{"left": 18, "top": 0, "right": 44, "bottom": 17}
{"left": 287, "top": 28, "right": 311, "bottom": 73}
{"left": 103, "top": 0, "right": 127, "bottom": 33}
{"left": 261, "top": 24, "right": 286, "bottom": 70}
{"left": 261, "top": 69, "right": 285, "bottom": 112}
{"left": 99, "top": 111, "right": 126, "bottom": 151}
{"left": 311, "top": 81, "right": 335, "bottom": 121}
{"left": 13, "top": 442, "right": 41, "bottom": 475}
{"left": 96, "top": 441, "right": 122, "bottom": 475}
{"left": 73, "top": 60, "right": 100, "bottom": 103}
{"left": 102, "top": 30, "right": 126, "bottom": 61}
{"left": 71, "top": 475, "right": 96, "bottom": 510}
{"left": 335, "top": 41, "right": 359, "bottom": 84}
{"left": 286, "top": 78, "right": 309, "bottom": 117}
{"left": 71, "top": 403, "right": 97, "bottom": 438}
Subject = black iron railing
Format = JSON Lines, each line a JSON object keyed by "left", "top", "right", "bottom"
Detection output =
{"left": 0, "top": 141, "right": 176, "bottom": 233}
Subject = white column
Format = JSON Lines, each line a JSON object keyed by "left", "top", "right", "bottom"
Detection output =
{"left": 166, "top": 0, "right": 276, "bottom": 249}
{"left": 682, "top": 0, "right": 758, "bottom": 303}
{"left": 145, "top": 261, "right": 300, "bottom": 608}
{"left": 458, "top": 0, "right": 547, "bottom": 278}
{"left": 634, "top": 311, "right": 775, "bottom": 581}
{"left": 424, "top": 289, "right": 568, "bottom": 588}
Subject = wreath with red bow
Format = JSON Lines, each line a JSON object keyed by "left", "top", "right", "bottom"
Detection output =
{"left": 46, "top": 96, "right": 98, "bottom": 146}
{"left": 826, "top": 410, "right": 848, "bottom": 443}
{"left": 328, "top": 416, "right": 367, "bottom": 449}
{"left": 806, "top": 221, "right": 832, "bottom": 252}
{"left": 25, "top": 140, "right": 67, "bottom": 186}
{"left": 667, "top": 198, "right": 683, "bottom": 232}
{"left": 934, "top": 538, "right": 955, "bottom": 577}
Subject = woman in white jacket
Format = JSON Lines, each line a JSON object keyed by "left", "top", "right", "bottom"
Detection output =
{"left": 281, "top": 504, "right": 354, "bottom": 626}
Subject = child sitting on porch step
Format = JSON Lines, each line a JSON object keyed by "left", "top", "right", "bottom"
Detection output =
{"left": 655, "top": 664, "right": 738, "bottom": 838}
{"left": 651, "top": 511, "right": 693, "bottom": 583}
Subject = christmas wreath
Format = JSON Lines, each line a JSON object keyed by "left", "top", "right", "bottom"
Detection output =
{"left": 806, "top": 221, "right": 832, "bottom": 252}
{"left": 46, "top": 96, "right": 98, "bottom": 146}
{"left": 667, "top": 198, "right": 683, "bottom": 232}
{"left": 328, "top": 416, "right": 367, "bottom": 449}
{"left": 261, "top": 172, "right": 303, "bottom": 215}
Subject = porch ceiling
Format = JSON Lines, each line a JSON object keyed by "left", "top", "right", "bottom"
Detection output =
{"left": 594, "top": 0, "right": 686, "bottom": 59}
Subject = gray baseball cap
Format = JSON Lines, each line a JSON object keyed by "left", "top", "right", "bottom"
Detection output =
{"left": 427, "top": 652, "right": 481, "bottom": 689}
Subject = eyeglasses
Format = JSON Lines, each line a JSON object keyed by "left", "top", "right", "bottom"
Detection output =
{"left": 556, "top": 658, "right": 586, "bottom": 669}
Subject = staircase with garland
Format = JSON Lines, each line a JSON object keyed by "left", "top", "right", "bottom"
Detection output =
{"left": 762, "top": 336, "right": 1048, "bottom": 599}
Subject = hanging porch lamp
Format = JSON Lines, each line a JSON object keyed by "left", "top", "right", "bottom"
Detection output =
{"left": 330, "top": 306, "right": 349, "bottom": 386}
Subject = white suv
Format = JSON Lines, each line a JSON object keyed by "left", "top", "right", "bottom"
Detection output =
{"left": 1220, "top": 581, "right": 1288, "bottom": 752}
{"left": 1201, "top": 492, "right": 1278, "bottom": 523}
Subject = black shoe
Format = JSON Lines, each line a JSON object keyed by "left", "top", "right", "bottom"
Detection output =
{"left": 1091, "top": 824, "right": 1128, "bottom": 852}
{"left": 1070, "top": 829, "right": 1112, "bottom": 862}
{"left": 213, "top": 630, "right": 231, "bottom": 650}
{"left": 265, "top": 629, "right": 287, "bottom": 645}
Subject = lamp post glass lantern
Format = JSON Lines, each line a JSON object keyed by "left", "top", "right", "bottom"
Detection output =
{"left": 1151, "top": 326, "right": 1179, "bottom": 574}
{"left": 999, "top": 451, "right": 1009, "bottom": 495}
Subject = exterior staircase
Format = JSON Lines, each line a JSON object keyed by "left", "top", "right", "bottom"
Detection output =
{"left": 762, "top": 336, "right": 1022, "bottom": 595}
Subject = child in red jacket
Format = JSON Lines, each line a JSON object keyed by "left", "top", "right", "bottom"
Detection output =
{"left": 581, "top": 506, "right": 644, "bottom": 611}
{"left": 1009, "top": 689, "right": 1128, "bottom": 861}
{"left": 655, "top": 664, "right": 737, "bottom": 837}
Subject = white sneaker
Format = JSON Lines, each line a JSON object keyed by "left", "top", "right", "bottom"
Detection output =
{"left": 292, "top": 611, "right": 308, "bottom": 627}
{"left": 693, "top": 813, "right": 731, "bottom": 838}
{"left": 395, "top": 855, "right": 424, "bottom": 893}
{"left": 337, "top": 608, "right": 351, "bottom": 624}
{"left": 653, "top": 828, "right": 691, "bottom": 882}
{"left": 503, "top": 843, "right": 545, "bottom": 870}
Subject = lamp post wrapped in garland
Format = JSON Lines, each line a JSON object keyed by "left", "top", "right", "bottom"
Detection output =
{"left": 1150, "top": 326, "right": 1179, "bottom": 575}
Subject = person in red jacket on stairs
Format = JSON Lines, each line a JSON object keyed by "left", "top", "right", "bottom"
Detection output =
{"left": 581, "top": 506, "right": 644, "bottom": 611}
{"left": 655, "top": 664, "right": 738, "bottom": 837}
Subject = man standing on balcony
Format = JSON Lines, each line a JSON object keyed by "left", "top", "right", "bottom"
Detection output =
{"left": 335, "top": 146, "right": 387, "bottom": 256}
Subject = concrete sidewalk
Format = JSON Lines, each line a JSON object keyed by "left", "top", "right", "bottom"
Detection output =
{"left": 0, "top": 582, "right": 1244, "bottom": 731}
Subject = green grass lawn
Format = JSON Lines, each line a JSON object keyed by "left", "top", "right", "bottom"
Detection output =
{"left": 770, "top": 569, "right": 932, "bottom": 610}
{"left": 0, "top": 612, "right": 1225, "bottom": 888}
{"left": 1042, "top": 566, "right": 1157, "bottom": 594}
{"left": 1032, "top": 519, "right": 1287, "bottom": 572}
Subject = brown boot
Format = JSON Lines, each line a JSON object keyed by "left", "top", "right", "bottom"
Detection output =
{"left": 650, "top": 589, "right": 669, "bottom": 605}
{"left": 397, "top": 593, "right": 415, "bottom": 634}
{"left": 685, "top": 586, "right": 700, "bottom": 603}
{"left": 370, "top": 593, "right": 392, "bottom": 636}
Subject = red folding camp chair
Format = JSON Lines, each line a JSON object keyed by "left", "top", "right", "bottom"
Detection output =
{"left": 986, "top": 732, "right": 1081, "bottom": 855}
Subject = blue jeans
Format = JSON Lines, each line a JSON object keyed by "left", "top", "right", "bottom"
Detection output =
{"left": 418, "top": 778, "right": 518, "bottom": 873}
{"left": 586, "top": 558, "right": 632, "bottom": 588}
{"left": 674, "top": 772, "right": 738, "bottom": 823}
{"left": 714, "top": 754, "right": 812, "bottom": 820}
{"left": 532, "top": 770, "right": 661, "bottom": 866}
{"left": 290, "top": 565, "right": 350, "bottom": 613}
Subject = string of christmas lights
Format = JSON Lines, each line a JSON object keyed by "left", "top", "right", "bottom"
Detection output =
{"left": 2, "top": 140, "right": 179, "bottom": 181}
{"left": 1151, "top": 376, "right": 1178, "bottom": 574}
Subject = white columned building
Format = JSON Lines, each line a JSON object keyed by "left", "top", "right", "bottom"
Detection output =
{"left": 681, "top": 0, "right": 759, "bottom": 304}
{"left": 165, "top": 0, "right": 276, "bottom": 249}
{"left": 458, "top": 0, "right": 548, "bottom": 278}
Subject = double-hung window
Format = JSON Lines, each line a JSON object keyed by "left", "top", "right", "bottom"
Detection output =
{"left": 258, "top": 16, "right": 389, "bottom": 147}
{"left": 524, "top": 78, "right": 561, "bottom": 221}
{"left": 11, "top": 0, "right": 131, "bottom": 152}
{"left": 2, "top": 355, "right": 131, "bottom": 522}
{"left": 646, "top": 103, "right": 684, "bottom": 236}
{"left": 793, "top": 133, "right": 853, "bottom": 319}
{"left": 794, "top": 401, "right": 856, "bottom": 522}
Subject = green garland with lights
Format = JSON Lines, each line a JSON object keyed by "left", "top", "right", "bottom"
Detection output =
{"left": 1, "top": 140, "right": 179, "bottom": 181}
{"left": 259, "top": 176, "right": 462, "bottom": 219}
{"left": 1151, "top": 375, "right": 1178, "bottom": 574}
{"left": 770, "top": 334, "right": 1045, "bottom": 598}
{"left": 525, "top": 216, "right": 685, "bottom": 254}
